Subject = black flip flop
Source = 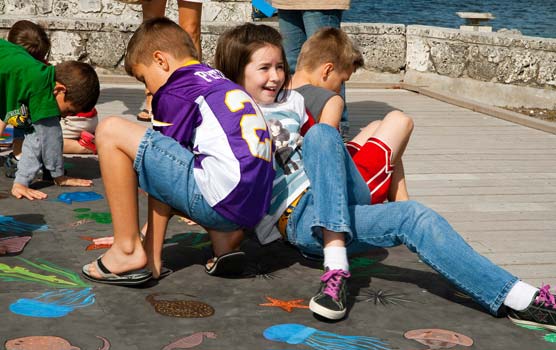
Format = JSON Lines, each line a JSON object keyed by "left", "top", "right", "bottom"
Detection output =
{"left": 136, "top": 109, "right": 152, "bottom": 122}
{"left": 158, "top": 266, "right": 173, "bottom": 279}
{"left": 82, "top": 257, "right": 152, "bottom": 286}
{"left": 205, "top": 251, "right": 246, "bottom": 277}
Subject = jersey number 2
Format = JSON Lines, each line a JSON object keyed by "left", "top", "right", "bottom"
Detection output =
{"left": 225, "top": 90, "right": 272, "bottom": 162}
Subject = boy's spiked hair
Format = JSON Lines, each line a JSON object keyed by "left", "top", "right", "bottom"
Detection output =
{"left": 8, "top": 20, "right": 51, "bottom": 62}
{"left": 297, "top": 27, "right": 364, "bottom": 73}
{"left": 124, "top": 17, "right": 198, "bottom": 75}
{"left": 214, "top": 22, "right": 291, "bottom": 102}
{"left": 55, "top": 61, "right": 100, "bottom": 113}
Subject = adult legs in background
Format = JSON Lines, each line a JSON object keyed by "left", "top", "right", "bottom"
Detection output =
{"left": 178, "top": 0, "right": 203, "bottom": 60}
{"left": 278, "top": 10, "right": 342, "bottom": 74}
{"left": 138, "top": 0, "right": 203, "bottom": 121}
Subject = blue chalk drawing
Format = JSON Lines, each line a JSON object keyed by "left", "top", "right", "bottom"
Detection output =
{"left": 57, "top": 191, "right": 103, "bottom": 204}
{"left": 9, "top": 288, "right": 95, "bottom": 318}
{"left": 263, "top": 324, "right": 390, "bottom": 350}
{"left": 0, "top": 215, "right": 48, "bottom": 234}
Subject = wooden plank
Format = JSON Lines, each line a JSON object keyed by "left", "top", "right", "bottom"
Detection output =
{"left": 469, "top": 239, "right": 556, "bottom": 254}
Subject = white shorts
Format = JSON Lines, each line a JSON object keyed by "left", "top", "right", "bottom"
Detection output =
{"left": 61, "top": 115, "right": 98, "bottom": 139}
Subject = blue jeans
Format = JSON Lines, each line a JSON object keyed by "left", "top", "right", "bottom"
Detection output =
{"left": 134, "top": 129, "right": 240, "bottom": 231}
{"left": 278, "top": 10, "right": 349, "bottom": 127}
{"left": 277, "top": 9, "right": 342, "bottom": 73}
{"left": 16, "top": 117, "right": 64, "bottom": 186}
{"left": 286, "top": 124, "right": 518, "bottom": 314}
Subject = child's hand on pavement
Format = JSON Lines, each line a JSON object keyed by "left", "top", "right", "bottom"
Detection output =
{"left": 11, "top": 183, "right": 48, "bottom": 200}
{"left": 54, "top": 176, "right": 93, "bottom": 187}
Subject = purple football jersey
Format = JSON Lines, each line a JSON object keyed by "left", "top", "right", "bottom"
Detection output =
{"left": 152, "top": 64, "right": 274, "bottom": 227}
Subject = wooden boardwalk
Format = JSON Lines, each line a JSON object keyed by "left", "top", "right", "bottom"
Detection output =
{"left": 347, "top": 88, "right": 556, "bottom": 287}
{"left": 96, "top": 83, "right": 556, "bottom": 287}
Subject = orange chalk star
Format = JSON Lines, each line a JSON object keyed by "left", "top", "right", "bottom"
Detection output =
{"left": 259, "top": 296, "right": 310, "bottom": 313}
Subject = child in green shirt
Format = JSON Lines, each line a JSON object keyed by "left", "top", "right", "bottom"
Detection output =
{"left": 0, "top": 39, "right": 99, "bottom": 200}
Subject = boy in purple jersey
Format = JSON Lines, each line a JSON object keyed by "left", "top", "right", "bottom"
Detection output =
{"left": 82, "top": 17, "right": 274, "bottom": 285}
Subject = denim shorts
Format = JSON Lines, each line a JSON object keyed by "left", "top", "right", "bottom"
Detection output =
{"left": 133, "top": 129, "right": 240, "bottom": 231}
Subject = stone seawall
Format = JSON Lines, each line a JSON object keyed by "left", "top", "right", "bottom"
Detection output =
{"left": 2, "top": 0, "right": 556, "bottom": 108}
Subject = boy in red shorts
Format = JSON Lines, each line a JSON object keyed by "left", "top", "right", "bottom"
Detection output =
{"left": 291, "top": 27, "right": 413, "bottom": 204}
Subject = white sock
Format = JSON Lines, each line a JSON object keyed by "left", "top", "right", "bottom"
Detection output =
{"left": 323, "top": 246, "right": 349, "bottom": 271}
{"left": 503, "top": 281, "right": 538, "bottom": 311}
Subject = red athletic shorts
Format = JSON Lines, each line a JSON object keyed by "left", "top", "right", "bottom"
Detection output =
{"left": 346, "top": 137, "right": 393, "bottom": 204}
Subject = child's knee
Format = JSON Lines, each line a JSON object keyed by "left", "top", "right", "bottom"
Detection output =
{"left": 95, "top": 116, "right": 122, "bottom": 143}
{"left": 385, "top": 110, "right": 414, "bottom": 134}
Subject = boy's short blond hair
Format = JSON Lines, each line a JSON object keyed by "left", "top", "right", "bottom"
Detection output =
{"left": 297, "top": 27, "right": 364, "bottom": 73}
{"left": 124, "top": 17, "right": 198, "bottom": 75}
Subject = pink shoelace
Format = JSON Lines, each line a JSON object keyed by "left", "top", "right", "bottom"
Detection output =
{"left": 321, "top": 269, "right": 351, "bottom": 301}
{"left": 535, "top": 284, "right": 556, "bottom": 309}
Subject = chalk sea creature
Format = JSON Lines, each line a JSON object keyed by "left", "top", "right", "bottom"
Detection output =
{"left": 0, "top": 215, "right": 48, "bottom": 234}
{"left": 356, "top": 288, "right": 414, "bottom": 306}
{"left": 162, "top": 332, "right": 216, "bottom": 350}
{"left": 5, "top": 335, "right": 110, "bottom": 350}
{"left": 74, "top": 208, "right": 112, "bottom": 224}
{"left": 146, "top": 293, "right": 214, "bottom": 318}
{"left": 259, "top": 296, "right": 310, "bottom": 312}
{"left": 515, "top": 324, "right": 556, "bottom": 343}
{"left": 263, "top": 324, "right": 390, "bottom": 350}
{"left": 0, "top": 257, "right": 90, "bottom": 288}
{"left": 57, "top": 191, "right": 103, "bottom": 204}
{"left": 404, "top": 329, "right": 473, "bottom": 349}
{"left": 0, "top": 236, "right": 31, "bottom": 255}
{"left": 10, "top": 288, "right": 95, "bottom": 318}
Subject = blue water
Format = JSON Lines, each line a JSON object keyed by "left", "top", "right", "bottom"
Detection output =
{"left": 344, "top": 0, "right": 556, "bottom": 39}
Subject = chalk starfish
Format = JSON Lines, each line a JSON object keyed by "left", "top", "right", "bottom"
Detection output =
{"left": 259, "top": 296, "right": 309, "bottom": 313}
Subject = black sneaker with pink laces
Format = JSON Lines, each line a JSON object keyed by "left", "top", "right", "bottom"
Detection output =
{"left": 309, "top": 268, "right": 351, "bottom": 320}
{"left": 507, "top": 284, "right": 556, "bottom": 332}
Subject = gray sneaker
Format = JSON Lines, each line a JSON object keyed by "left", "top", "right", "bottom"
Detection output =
{"left": 4, "top": 152, "right": 18, "bottom": 178}
{"left": 309, "top": 268, "right": 350, "bottom": 320}
{"left": 507, "top": 284, "right": 556, "bottom": 332}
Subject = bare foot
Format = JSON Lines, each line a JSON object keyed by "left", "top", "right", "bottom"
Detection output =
{"left": 208, "top": 229, "right": 244, "bottom": 258}
{"left": 54, "top": 175, "right": 93, "bottom": 187}
{"left": 92, "top": 236, "right": 114, "bottom": 245}
{"left": 85, "top": 240, "right": 147, "bottom": 278}
{"left": 11, "top": 183, "right": 48, "bottom": 200}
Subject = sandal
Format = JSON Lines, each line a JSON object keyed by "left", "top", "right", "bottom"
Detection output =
{"left": 205, "top": 251, "right": 246, "bottom": 277}
{"left": 82, "top": 256, "right": 152, "bottom": 286}
{"left": 136, "top": 108, "right": 152, "bottom": 122}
